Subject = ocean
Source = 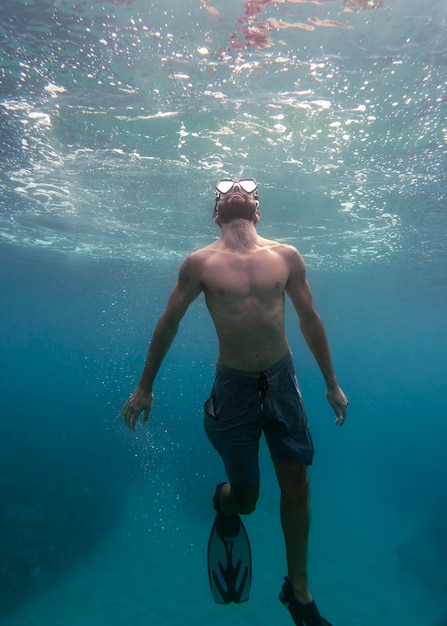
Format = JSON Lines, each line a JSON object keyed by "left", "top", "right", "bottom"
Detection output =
{"left": 0, "top": 0, "right": 446, "bottom": 624}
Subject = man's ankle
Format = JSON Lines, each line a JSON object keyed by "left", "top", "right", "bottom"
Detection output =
{"left": 290, "top": 580, "right": 312, "bottom": 604}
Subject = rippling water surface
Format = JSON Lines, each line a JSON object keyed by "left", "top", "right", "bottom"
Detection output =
{"left": 1, "top": 0, "right": 446, "bottom": 267}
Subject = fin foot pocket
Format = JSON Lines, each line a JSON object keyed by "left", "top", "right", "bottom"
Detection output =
{"left": 279, "top": 577, "right": 333, "bottom": 626}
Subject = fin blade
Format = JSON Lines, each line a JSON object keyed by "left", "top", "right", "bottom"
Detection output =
{"left": 207, "top": 518, "right": 252, "bottom": 604}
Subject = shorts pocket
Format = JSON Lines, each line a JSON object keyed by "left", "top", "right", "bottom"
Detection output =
{"left": 204, "top": 394, "right": 218, "bottom": 420}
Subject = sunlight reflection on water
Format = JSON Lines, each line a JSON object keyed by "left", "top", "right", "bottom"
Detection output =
{"left": 0, "top": 0, "right": 446, "bottom": 268}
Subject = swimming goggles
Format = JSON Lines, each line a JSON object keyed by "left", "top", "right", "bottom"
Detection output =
{"left": 215, "top": 178, "right": 258, "bottom": 197}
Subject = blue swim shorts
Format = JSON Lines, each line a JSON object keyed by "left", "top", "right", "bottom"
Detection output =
{"left": 204, "top": 351, "right": 314, "bottom": 486}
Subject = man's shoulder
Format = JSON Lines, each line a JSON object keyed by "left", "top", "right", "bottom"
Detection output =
{"left": 262, "top": 240, "right": 306, "bottom": 276}
{"left": 188, "top": 240, "right": 221, "bottom": 261}
{"left": 259, "top": 238, "right": 302, "bottom": 257}
{"left": 181, "top": 241, "right": 221, "bottom": 274}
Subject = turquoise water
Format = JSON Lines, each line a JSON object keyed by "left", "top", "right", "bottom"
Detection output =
{"left": 1, "top": 0, "right": 446, "bottom": 624}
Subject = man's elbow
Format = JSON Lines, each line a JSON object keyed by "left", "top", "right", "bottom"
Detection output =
{"left": 157, "top": 313, "right": 181, "bottom": 337}
{"left": 299, "top": 309, "right": 321, "bottom": 330}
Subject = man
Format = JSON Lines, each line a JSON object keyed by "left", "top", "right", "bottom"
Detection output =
{"left": 121, "top": 178, "right": 348, "bottom": 626}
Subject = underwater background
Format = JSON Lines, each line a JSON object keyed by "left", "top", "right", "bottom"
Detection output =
{"left": 1, "top": 0, "right": 446, "bottom": 624}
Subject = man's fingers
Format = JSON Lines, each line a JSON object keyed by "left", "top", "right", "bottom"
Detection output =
{"left": 335, "top": 398, "right": 348, "bottom": 426}
{"left": 127, "top": 412, "right": 137, "bottom": 431}
{"left": 121, "top": 406, "right": 148, "bottom": 430}
{"left": 120, "top": 390, "right": 153, "bottom": 431}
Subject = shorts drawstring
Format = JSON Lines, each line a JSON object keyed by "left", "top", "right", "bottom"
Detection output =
{"left": 258, "top": 373, "right": 269, "bottom": 410}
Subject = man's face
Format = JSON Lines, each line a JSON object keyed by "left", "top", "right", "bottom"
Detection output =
{"left": 215, "top": 185, "right": 258, "bottom": 225}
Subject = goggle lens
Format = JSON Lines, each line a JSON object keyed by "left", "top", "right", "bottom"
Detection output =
{"left": 239, "top": 178, "right": 258, "bottom": 194}
{"left": 216, "top": 178, "right": 258, "bottom": 195}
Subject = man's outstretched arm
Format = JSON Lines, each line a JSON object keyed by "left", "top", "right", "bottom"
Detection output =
{"left": 121, "top": 255, "right": 202, "bottom": 431}
{"left": 285, "top": 247, "right": 348, "bottom": 425}
{"left": 299, "top": 309, "right": 348, "bottom": 425}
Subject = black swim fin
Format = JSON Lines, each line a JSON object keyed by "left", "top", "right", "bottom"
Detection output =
{"left": 207, "top": 516, "right": 252, "bottom": 604}
{"left": 279, "top": 577, "right": 333, "bottom": 626}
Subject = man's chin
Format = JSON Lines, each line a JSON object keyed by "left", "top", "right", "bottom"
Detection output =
{"left": 218, "top": 206, "right": 256, "bottom": 224}
{"left": 216, "top": 193, "right": 257, "bottom": 224}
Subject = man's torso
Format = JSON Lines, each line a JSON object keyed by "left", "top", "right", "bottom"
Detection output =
{"left": 193, "top": 237, "right": 294, "bottom": 371}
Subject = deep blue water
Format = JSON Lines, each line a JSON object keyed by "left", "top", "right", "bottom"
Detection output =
{"left": 1, "top": 0, "right": 447, "bottom": 624}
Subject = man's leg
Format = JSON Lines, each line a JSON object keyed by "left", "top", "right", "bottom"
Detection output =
{"left": 213, "top": 480, "right": 259, "bottom": 540}
{"left": 219, "top": 480, "right": 260, "bottom": 516}
{"left": 275, "top": 462, "right": 312, "bottom": 603}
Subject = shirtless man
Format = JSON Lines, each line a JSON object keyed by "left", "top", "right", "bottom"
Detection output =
{"left": 121, "top": 178, "right": 348, "bottom": 626}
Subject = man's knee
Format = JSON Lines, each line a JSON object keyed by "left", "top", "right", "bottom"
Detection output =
{"left": 276, "top": 462, "right": 310, "bottom": 502}
{"left": 231, "top": 482, "right": 259, "bottom": 515}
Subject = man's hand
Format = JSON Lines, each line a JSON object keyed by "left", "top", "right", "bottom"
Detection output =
{"left": 326, "top": 385, "right": 349, "bottom": 426}
{"left": 120, "top": 387, "right": 154, "bottom": 432}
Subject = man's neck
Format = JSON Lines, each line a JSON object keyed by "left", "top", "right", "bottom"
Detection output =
{"left": 220, "top": 220, "right": 259, "bottom": 249}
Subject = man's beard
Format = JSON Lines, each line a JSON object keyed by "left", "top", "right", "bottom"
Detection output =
{"left": 216, "top": 195, "right": 257, "bottom": 224}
